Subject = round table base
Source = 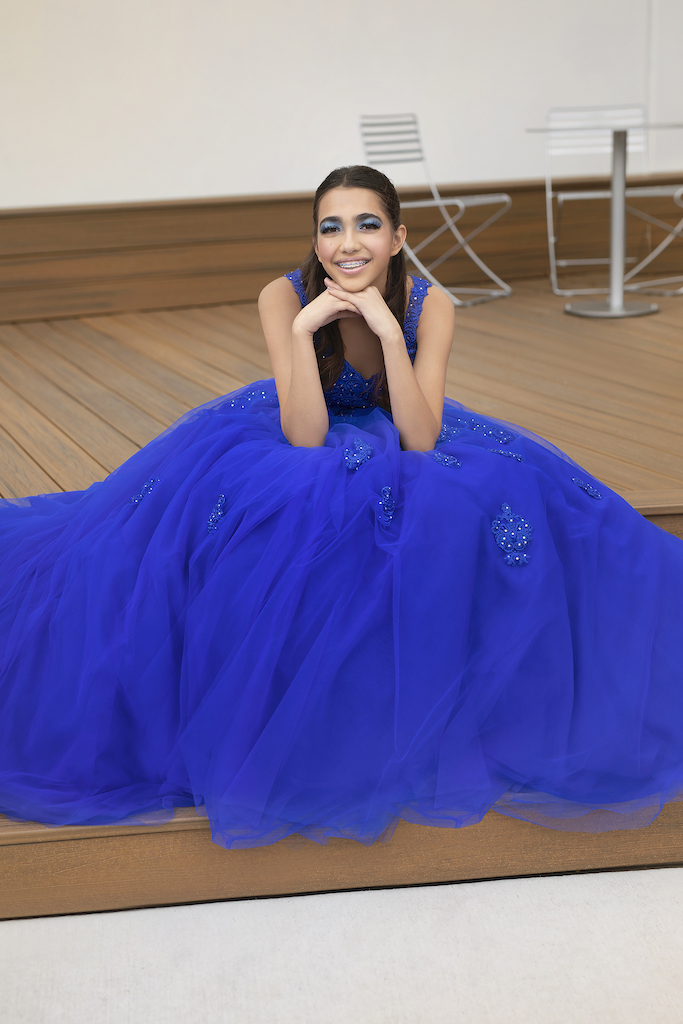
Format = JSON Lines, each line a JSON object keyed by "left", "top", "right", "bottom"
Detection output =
{"left": 565, "top": 300, "right": 659, "bottom": 319}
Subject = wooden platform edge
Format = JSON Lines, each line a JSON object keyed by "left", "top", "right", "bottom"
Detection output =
{"left": 2, "top": 802, "right": 683, "bottom": 920}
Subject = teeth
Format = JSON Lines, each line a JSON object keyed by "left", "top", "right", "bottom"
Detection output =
{"left": 338, "top": 260, "right": 368, "bottom": 269}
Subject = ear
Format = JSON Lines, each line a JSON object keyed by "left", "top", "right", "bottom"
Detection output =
{"left": 391, "top": 224, "right": 407, "bottom": 256}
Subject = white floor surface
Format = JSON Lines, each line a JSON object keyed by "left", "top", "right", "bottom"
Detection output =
{"left": 1, "top": 866, "right": 683, "bottom": 1024}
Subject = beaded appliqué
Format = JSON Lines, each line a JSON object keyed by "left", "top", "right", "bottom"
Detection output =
{"left": 207, "top": 494, "right": 227, "bottom": 532}
{"left": 327, "top": 366, "right": 377, "bottom": 410}
{"left": 456, "top": 417, "right": 515, "bottom": 444}
{"left": 437, "top": 423, "right": 464, "bottom": 444}
{"left": 344, "top": 437, "right": 374, "bottom": 470}
{"left": 226, "top": 389, "right": 268, "bottom": 409}
{"left": 572, "top": 477, "right": 603, "bottom": 499}
{"left": 377, "top": 486, "right": 396, "bottom": 524}
{"left": 129, "top": 478, "right": 159, "bottom": 504}
{"left": 490, "top": 449, "right": 525, "bottom": 462}
{"left": 491, "top": 503, "right": 533, "bottom": 565}
{"left": 432, "top": 452, "right": 461, "bottom": 467}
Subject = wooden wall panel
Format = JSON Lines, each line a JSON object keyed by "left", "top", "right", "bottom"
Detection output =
{"left": 1, "top": 174, "right": 682, "bottom": 322}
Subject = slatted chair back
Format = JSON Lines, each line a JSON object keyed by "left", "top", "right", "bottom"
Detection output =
{"left": 359, "top": 114, "right": 426, "bottom": 168}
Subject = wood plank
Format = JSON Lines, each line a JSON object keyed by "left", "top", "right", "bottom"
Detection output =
{"left": 0, "top": 808, "right": 204, "bottom": 847}
{"left": 444, "top": 383, "right": 680, "bottom": 492}
{"left": 453, "top": 312, "right": 683, "bottom": 407}
{"left": 444, "top": 365, "right": 683, "bottom": 479}
{"left": 81, "top": 315, "right": 243, "bottom": 397}
{"left": 0, "top": 269, "right": 282, "bottom": 323}
{"left": 118, "top": 312, "right": 264, "bottom": 387}
{"left": 0, "top": 423, "right": 57, "bottom": 498}
{"left": 625, "top": 491, "right": 683, "bottom": 515}
{"left": 1, "top": 324, "right": 164, "bottom": 448}
{"left": 140, "top": 310, "right": 270, "bottom": 381}
{"left": 0, "top": 194, "right": 315, "bottom": 256}
{"left": 0, "top": 338, "right": 138, "bottom": 471}
{"left": 648, "top": 513, "right": 683, "bottom": 539}
{"left": 0, "top": 238, "right": 311, "bottom": 289}
{"left": 175, "top": 306, "right": 273, "bottom": 364}
{"left": 59, "top": 317, "right": 213, "bottom": 409}
{"left": 29, "top": 319, "right": 188, "bottom": 425}
{"left": 2, "top": 803, "right": 683, "bottom": 921}
{"left": 0, "top": 377, "right": 104, "bottom": 491}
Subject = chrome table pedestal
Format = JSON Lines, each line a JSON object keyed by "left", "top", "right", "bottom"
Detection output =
{"left": 565, "top": 130, "right": 658, "bottom": 319}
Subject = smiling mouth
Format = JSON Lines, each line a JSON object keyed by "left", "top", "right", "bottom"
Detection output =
{"left": 336, "top": 260, "right": 369, "bottom": 270}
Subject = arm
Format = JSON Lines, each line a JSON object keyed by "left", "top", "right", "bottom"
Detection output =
{"left": 258, "top": 277, "right": 359, "bottom": 447}
{"left": 384, "top": 285, "right": 454, "bottom": 451}
{"left": 324, "top": 280, "right": 455, "bottom": 451}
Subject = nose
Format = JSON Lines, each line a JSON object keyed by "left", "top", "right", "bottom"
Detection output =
{"left": 340, "top": 227, "right": 360, "bottom": 253}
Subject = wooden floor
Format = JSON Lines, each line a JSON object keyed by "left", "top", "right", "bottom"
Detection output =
{"left": 0, "top": 277, "right": 682, "bottom": 508}
{"left": 1, "top": 276, "right": 683, "bottom": 919}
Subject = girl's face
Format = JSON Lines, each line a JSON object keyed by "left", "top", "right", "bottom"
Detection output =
{"left": 314, "top": 187, "right": 406, "bottom": 293}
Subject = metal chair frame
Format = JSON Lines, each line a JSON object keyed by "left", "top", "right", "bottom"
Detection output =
{"left": 360, "top": 114, "right": 512, "bottom": 307}
{"left": 545, "top": 105, "right": 683, "bottom": 297}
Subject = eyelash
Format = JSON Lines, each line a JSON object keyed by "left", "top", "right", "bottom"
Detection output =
{"left": 319, "top": 219, "right": 382, "bottom": 235}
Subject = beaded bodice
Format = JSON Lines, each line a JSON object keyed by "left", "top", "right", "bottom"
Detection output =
{"left": 284, "top": 269, "right": 430, "bottom": 410}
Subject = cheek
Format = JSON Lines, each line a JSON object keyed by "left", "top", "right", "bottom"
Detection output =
{"left": 316, "top": 239, "right": 336, "bottom": 263}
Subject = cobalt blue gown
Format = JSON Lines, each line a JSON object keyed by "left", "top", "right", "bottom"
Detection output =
{"left": 0, "top": 270, "right": 682, "bottom": 849}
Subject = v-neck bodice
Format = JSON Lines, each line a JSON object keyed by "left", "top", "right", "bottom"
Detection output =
{"left": 284, "top": 269, "right": 430, "bottom": 410}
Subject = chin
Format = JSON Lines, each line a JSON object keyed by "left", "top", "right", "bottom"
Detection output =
{"left": 328, "top": 268, "right": 384, "bottom": 292}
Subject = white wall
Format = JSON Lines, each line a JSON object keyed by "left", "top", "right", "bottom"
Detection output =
{"left": 1, "top": 0, "right": 682, "bottom": 209}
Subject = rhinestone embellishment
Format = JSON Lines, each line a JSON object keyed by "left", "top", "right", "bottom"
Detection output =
{"left": 129, "top": 478, "right": 159, "bottom": 504}
{"left": 377, "top": 486, "right": 396, "bottom": 524}
{"left": 432, "top": 452, "right": 461, "bottom": 467}
{"left": 207, "top": 494, "right": 227, "bottom": 532}
{"left": 572, "top": 477, "right": 603, "bottom": 499}
{"left": 343, "top": 436, "right": 374, "bottom": 470}
{"left": 226, "top": 389, "right": 268, "bottom": 409}
{"left": 437, "top": 423, "right": 464, "bottom": 444}
{"left": 489, "top": 449, "right": 525, "bottom": 462}
{"left": 491, "top": 503, "right": 533, "bottom": 565}
{"left": 456, "top": 417, "right": 515, "bottom": 444}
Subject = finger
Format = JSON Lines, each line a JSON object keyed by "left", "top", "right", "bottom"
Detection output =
{"left": 324, "top": 277, "right": 354, "bottom": 296}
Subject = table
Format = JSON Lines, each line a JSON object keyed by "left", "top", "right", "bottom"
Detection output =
{"left": 528, "top": 121, "right": 683, "bottom": 318}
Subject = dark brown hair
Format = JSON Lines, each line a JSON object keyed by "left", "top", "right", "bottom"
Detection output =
{"left": 300, "top": 165, "right": 407, "bottom": 409}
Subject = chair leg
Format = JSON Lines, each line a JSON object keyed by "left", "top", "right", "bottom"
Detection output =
{"left": 623, "top": 206, "right": 683, "bottom": 295}
{"left": 435, "top": 202, "right": 512, "bottom": 297}
{"left": 403, "top": 244, "right": 508, "bottom": 307}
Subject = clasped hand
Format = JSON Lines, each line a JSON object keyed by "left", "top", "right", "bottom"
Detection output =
{"left": 293, "top": 278, "right": 402, "bottom": 344}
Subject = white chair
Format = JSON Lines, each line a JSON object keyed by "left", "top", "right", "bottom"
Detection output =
{"left": 545, "top": 105, "right": 683, "bottom": 297}
{"left": 360, "top": 113, "right": 512, "bottom": 307}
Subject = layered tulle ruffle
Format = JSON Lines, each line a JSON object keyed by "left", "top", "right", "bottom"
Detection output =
{"left": 1, "top": 379, "right": 682, "bottom": 847}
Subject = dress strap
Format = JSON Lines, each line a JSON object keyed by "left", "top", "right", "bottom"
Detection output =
{"left": 403, "top": 276, "right": 431, "bottom": 360}
{"left": 284, "top": 269, "right": 308, "bottom": 306}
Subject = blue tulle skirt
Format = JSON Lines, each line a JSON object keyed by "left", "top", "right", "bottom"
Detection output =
{"left": 1, "top": 379, "right": 682, "bottom": 848}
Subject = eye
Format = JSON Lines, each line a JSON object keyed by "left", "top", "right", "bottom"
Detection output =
{"left": 358, "top": 217, "right": 382, "bottom": 230}
{"left": 319, "top": 221, "right": 341, "bottom": 234}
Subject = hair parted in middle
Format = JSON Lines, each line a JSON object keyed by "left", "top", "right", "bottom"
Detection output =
{"left": 299, "top": 165, "right": 407, "bottom": 410}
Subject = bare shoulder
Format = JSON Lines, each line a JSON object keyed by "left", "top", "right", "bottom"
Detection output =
{"left": 422, "top": 282, "right": 455, "bottom": 320}
{"left": 258, "top": 275, "right": 301, "bottom": 316}
{"left": 415, "top": 282, "right": 455, "bottom": 352}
